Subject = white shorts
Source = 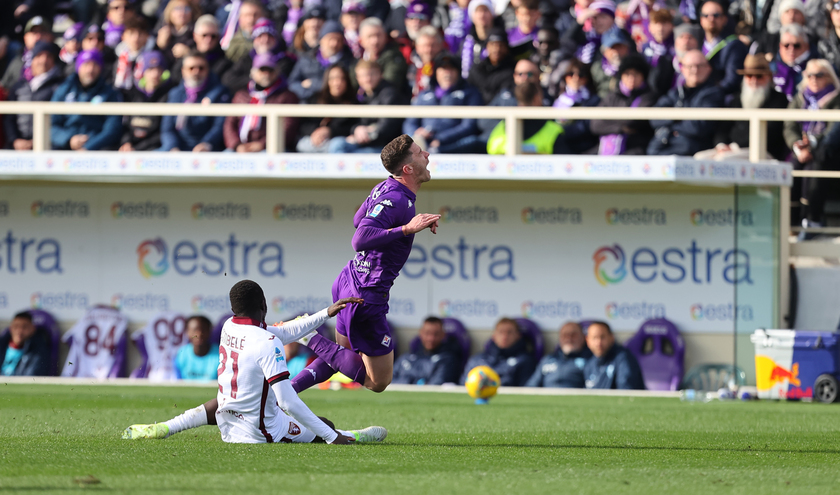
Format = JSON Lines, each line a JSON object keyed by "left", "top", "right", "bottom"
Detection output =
{"left": 216, "top": 403, "right": 318, "bottom": 444}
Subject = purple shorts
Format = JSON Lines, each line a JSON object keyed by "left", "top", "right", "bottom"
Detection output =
{"left": 332, "top": 268, "right": 395, "bottom": 357}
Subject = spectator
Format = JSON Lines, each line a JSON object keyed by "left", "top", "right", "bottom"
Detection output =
{"left": 461, "top": 0, "right": 500, "bottom": 78}
{"left": 156, "top": 0, "right": 199, "bottom": 64}
{"left": 460, "top": 318, "right": 537, "bottom": 387}
{"left": 698, "top": 0, "right": 747, "bottom": 96}
{"left": 224, "top": 52, "right": 299, "bottom": 152}
{"left": 119, "top": 51, "right": 176, "bottom": 151}
{"left": 767, "top": 0, "right": 825, "bottom": 38}
{"left": 329, "top": 60, "right": 406, "bottom": 153}
{"left": 498, "top": 0, "right": 519, "bottom": 30}
{"left": 784, "top": 59, "right": 840, "bottom": 226}
{"left": 583, "top": 321, "right": 645, "bottom": 390}
{"left": 291, "top": 7, "right": 326, "bottom": 58}
{"left": 103, "top": 0, "right": 135, "bottom": 49}
{"left": 173, "top": 15, "right": 233, "bottom": 86}
{"left": 477, "top": 59, "right": 546, "bottom": 144}
{"left": 351, "top": 17, "right": 408, "bottom": 93}
{"left": 552, "top": 58, "right": 600, "bottom": 154}
{"left": 618, "top": 0, "right": 666, "bottom": 50}
{"left": 647, "top": 49, "right": 724, "bottom": 155}
{"left": 0, "top": 312, "right": 51, "bottom": 377}
{"left": 532, "top": 26, "right": 561, "bottom": 85}
{"left": 288, "top": 20, "right": 352, "bottom": 102}
{"left": 161, "top": 51, "right": 230, "bottom": 152}
{"left": 50, "top": 50, "right": 124, "bottom": 151}
{"left": 113, "top": 16, "right": 152, "bottom": 91}
{"left": 818, "top": 1, "right": 840, "bottom": 71}
{"left": 439, "top": 0, "right": 473, "bottom": 56}
{"left": 392, "top": 317, "right": 462, "bottom": 385}
{"left": 757, "top": 0, "right": 814, "bottom": 56}
{"left": 772, "top": 23, "right": 813, "bottom": 100}
{"left": 174, "top": 315, "right": 219, "bottom": 381}
{"left": 526, "top": 322, "right": 592, "bottom": 388}
{"left": 488, "top": 81, "right": 568, "bottom": 154}
{"left": 639, "top": 9, "right": 674, "bottom": 87}
{"left": 559, "top": 0, "right": 616, "bottom": 64}
{"left": 591, "top": 28, "right": 633, "bottom": 98}
{"left": 407, "top": 26, "right": 445, "bottom": 99}
{"left": 79, "top": 25, "right": 117, "bottom": 78}
{"left": 1, "top": 16, "right": 53, "bottom": 91}
{"left": 222, "top": 0, "right": 265, "bottom": 63}
{"left": 4, "top": 42, "right": 63, "bottom": 151}
{"left": 507, "top": 0, "right": 541, "bottom": 60}
{"left": 281, "top": 0, "right": 307, "bottom": 47}
{"left": 467, "top": 26, "right": 516, "bottom": 104}
{"left": 590, "top": 53, "right": 657, "bottom": 155}
{"left": 404, "top": 52, "right": 483, "bottom": 153}
{"left": 224, "top": 17, "right": 295, "bottom": 94}
{"left": 699, "top": 54, "right": 790, "bottom": 161}
{"left": 341, "top": 1, "right": 366, "bottom": 58}
{"left": 655, "top": 21, "right": 702, "bottom": 95}
{"left": 59, "top": 22, "right": 85, "bottom": 71}
{"left": 394, "top": 0, "right": 433, "bottom": 62}
{"left": 296, "top": 63, "right": 359, "bottom": 152}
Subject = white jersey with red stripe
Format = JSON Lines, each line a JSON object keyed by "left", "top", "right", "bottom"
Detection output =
{"left": 60, "top": 306, "right": 129, "bottom": 379}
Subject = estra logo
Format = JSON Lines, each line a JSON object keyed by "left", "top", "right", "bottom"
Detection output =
{"left": 111, "top": 201, "right": 169, "bottom": 219}
{"left": 136, "top": 235, "right": 285, "bottom": 278}
{"left": 605, "top": 207, "right": 666, "bottom": 225}
{"left": 690, "top": 303, "right": 754, "bottom": 321}
{"left": 31, "top": 200, "right": 89, "bottom": 218}
{"left": 30, "top": 291, "right": 89, "bottom": 310}
{"left": 191, "top": 295, "right": 231, "bottom": 312}
{"left": 689, "top": 208, "right": 754, "bottom": 227}
{"left": 438, "top": 299, "right": 498, "bottom": 317}
{"left": 270, "top": 296, "right": 332, "bottom": 315}
{"left": 273, "top": 203, "right": 333, "bottom": 221}
{"left": 137, "top": 238, "right": 169, "bottom": 279}
{"left": 521, "top": 300, "right": 582, "bottom": 319}
{"left": 521, "top": 206, "right": 582, "bottom": 224}
{"left": 190, "top": 202, "right": 250, "bottom": 220}
{"left": 111, "top": 293, "right": 169, "bottom": 311}
{"left": 593, "top": 244, "right": 626, "bottom": 286}
{"left": 438, "top": 205, "right": 498, "bottom": 223}
{"left": 605, "top": 301, "right": 666, "bottom": 320}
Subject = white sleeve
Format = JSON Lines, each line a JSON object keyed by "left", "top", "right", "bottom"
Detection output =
{"left": 265, "top": 309, "right": 331, "bottom": 345}
{"left": 271, "top": 379, "right": 339, "bottom": 443}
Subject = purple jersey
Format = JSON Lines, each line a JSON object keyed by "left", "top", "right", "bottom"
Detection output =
{"left": 342, "top": 177, "right": 416, "bottom": 304}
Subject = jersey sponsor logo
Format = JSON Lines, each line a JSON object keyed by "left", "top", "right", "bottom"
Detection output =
{"left": 381, "top": 336, "right": 391, "bottom": 347}
{"left": 274, "top": 347, "right": 285, "bottom": 363}
{"left": 0, "top": 230, "right": 63, "bottom": 274}
{"left": 605, "top": 207, "right": 666, "bottom": 225}
{"left": 438, "top": 206, "right": 498, "bottom": 223}
{"left": 0, "top": 201, "right": 8, "bottom": 217}
{"left": 288, "top": 422, "right": 301, "bottom": 435}
{"left": 136, "top": 235, "right": 285, "bottom": 278}
{"left": 190, "top": 202, "right": 250, "bottom": 220}
{"left": 521, "top": 206, "right": 582, "bottom": 224}
{"left": 368, "top": 204, "right": 384, "bottom": 218}
{"left": 273, "top": 203, "right": 333, "bottom": 221}
{"left": 225, "top": 410, "right": 245, "bottom": 420}
{"left": 111, "top": 201, "right": 169, "bottom": 219}
{"left": 30, "top": 291, "right": 89, "bottom": 310}
{"left": 31, "top": 200, "right": 89, "bottom": 218}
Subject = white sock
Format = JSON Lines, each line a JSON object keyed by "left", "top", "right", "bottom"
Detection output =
{"left": 337, "top": 429, "right": 353, "bottom": 437}
{"left": 163, "top": 405, "right": 208, "bottom": 437}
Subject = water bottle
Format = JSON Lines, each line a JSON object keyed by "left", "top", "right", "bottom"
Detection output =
{"left": 680, "top": 389, "right": 712, "bottom": 402}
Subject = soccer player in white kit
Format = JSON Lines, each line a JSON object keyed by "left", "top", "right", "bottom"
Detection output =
{"left": 124, "top": 280, "right": 386, "bottom": 444}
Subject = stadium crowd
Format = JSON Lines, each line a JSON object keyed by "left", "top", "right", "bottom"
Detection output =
{"left": 0, "top": 0, "right": 837, "bottom": 219}
{"left": 1, "top": 308, "right": 645, "bottom": 390}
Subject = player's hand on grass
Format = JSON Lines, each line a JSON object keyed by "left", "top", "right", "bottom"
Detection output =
{"left": 329, "top": 433, "right": 356, "bottom": 445}
{"left": 328, "top": 298, "right": 364, "bottom": 317}
{"left": 402, "top": 213, "right": 441, "bottom": 235}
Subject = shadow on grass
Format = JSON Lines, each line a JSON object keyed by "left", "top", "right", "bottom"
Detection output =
{"left": 380, "top": 442, "right": 840, "bottom": 455}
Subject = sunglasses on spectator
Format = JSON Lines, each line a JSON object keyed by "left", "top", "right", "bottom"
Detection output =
{"left": 806, "top": 72, "right": 827, "bottom": 79}
{"left": 700, "top": 12, "right": 724, "bottom": 18}
{"left": 781, "top": 42, "right": 802, "bottom": 49}
{"left": 515, "top": 71, "right": 536, "bottom": 77}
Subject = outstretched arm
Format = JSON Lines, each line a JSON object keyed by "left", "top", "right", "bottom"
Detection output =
{"left": 351, "top": 213, "right": 441, "bottom": 252}
{"left": 266, "top": 298, "right": 363, "bottom": 344}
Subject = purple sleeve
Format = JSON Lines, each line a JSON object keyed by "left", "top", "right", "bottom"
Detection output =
{"left": 352, "top": 203, "right": 367, "bottom": 228}
{"left": 351, "top": 197, "right": 409, "bottom": 251}
{"left": 352, "top": 225, "right": 405, "bottom": 252}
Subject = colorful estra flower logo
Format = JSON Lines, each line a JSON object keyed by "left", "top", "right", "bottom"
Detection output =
{"left": 30, "top": 292, "right": 42, "bottom": 308}
{"left": 137, "top": 238, "right": 168, "bottom": 279}
{"left": 592, "top": 244, "right": 626, "bottom": 287}
{"left": 521, "top": 301, "right": 533, "bottom": 317}
{"left": 690, "top": 304, "right": 704, "bottom": 320}
{"left": 689, "top": 209, "right": 703, "bottom": 226}
{"left": 273, "top": 204, "right": 286, "bottom": 220}
{"left": 438, "top": 206, "right": 452, "bottom": 222}
{"left": 438, "top": 300, "right": 451, "bottom": 316}
{"left": 605, "top": 303, "right": 618, "bottom": 318}
{"left": 271, "top": 297, "right": 284, "bottom": 313}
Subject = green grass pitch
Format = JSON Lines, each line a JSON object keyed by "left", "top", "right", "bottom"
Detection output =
{"left": 2, "top": 384, "right": 840, "bottom": 494}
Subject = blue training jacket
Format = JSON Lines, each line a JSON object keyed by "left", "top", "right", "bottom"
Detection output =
{"left": 583, "top": 343, "right": 646, "bottom": 390}
{"left": 50, "top": 74, "right": 123, "bottom": 150}
{"left": 526, "top": 346, "right": 593, "bottom": 388}
{"left": 403, "top": 80, "right": 484, "bottom": 146}
{"left": 160, "top": 73, "right": 230, "bottom": 151}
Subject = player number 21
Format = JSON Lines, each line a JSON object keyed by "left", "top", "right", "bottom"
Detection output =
{"left": 218, "top": 347, "right": 240, "bottom": 398}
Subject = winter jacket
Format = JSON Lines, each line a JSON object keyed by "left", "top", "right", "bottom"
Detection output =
{"left": 160, "top": 73, "right": 230, "bottom": 151}
{"left": 298, "top": 95, "right": 359, "bottom": 140}
{"left": 50, "top": 74, "right": 124, "bottom": 150}
{"left": 120, "top": 79, "right": 176, "bottom": 151}
{"left": 392, "top": 336, "right": 463, "bottom": 385}
{"left": 402, "top": 80, "right": 483, "bottom": 146}
{"left": 288, "top": 48, "right": 353, "bottom": 101}
{"left": 466, "top": 54, "right": 516, "bottom": 105}
{"left": 819, "top": 30, "right": 840, "bottom": 74}
{"left": 353, "top": 80, "right": 408, "bottom": 148}
{"left": 223, "top": 84, "right": 300, "bottom": 150}
{"left": 590, "top": 87, "right": 658, "bottom": 155}
{"left": 225, "top": 29, "right": 254, "bottom": 64}
{"left": 583, "top": 344, "right": 645, "bottom": 390}
{"left": 0, "top": 327, "right": 51, "bottom": 377}
{"left": 560, "top": 91, "right": 601, "bottom": 154}
{"left": 525, "top": 346, "right": 593, "bottom": 388}
{"left": 705, "top": 34, "right": 748, "bottom": 96}
{"left": 459, "top": 338, "right": 537, "bottom": 387}
{"left": 221, "top": 47, "right": 296, "bottom": 94}
{"left": 714, "top": 88, "right": 790, "bottom": 161}
{"left": 4, "top": 68, "right": 64, "bottom": 145}
{"left": 350, "top": 42, "right": 409, "bottom": 94}
{"left": 783, "top": 89, "right": 840, "bottom": 158}
{"left": 647, "top": 78, "right": 725, "bottom": 156}
{"left": 477, "top": 87, "right": 517, "bottom": 141}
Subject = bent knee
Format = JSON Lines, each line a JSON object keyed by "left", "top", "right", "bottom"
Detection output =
{"left": 367, "top": 377, "right": 392, "bottom": 393}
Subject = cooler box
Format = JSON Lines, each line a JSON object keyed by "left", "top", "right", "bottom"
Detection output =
{"left": 751, "top": 329, "right": 840, "bottom": 400}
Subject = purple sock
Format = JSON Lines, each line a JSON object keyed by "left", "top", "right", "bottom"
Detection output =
{"left": 307, "top": 334, "right": 367, "bottom": 385}
{"left": 291, "top": 358, "right": 335, "bottom": 393}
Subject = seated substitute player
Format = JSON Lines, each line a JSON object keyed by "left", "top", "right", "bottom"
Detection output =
{"left": 123, "top": 280, "right": 386, "bottom": 444}
{"left": 0, "top": 312, "right": 51, "bottom": 377}
{"left": 174, "top": 315, "right": 219, "bottom": 381}
{"left": 525, "top": 321, "right": 592, "bottom": 388}
{"left": 392, "top": 317, "right": 462, "bottom": 385}
{"left": 583, "top": 321, "right": 645, "bottom": 390}
{"left": 459, "top": 318, "right": 537, "bottom": 387}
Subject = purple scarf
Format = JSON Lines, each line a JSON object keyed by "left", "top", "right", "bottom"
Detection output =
{"left": 773, "top": 59, "right": 805, "bottom": 100}
{"left": 642, "top": 37, "right": 674, "bottom": 68}
{"left": 460, "top": 33, "right": 488, "bottom": 79}
{"left": 317, "top": 50, "right": 343, "bottom": 68}
{"left": 444, "top": 6, "right": 470, "bottom": 54}
{"left": 507, "top": 26, "right": 536, "bottom": 49}
{"left": 576, "top": 31, "right": 601, "bottom": 65}
{"left": 176, "top": 78, "right": 210, "bottom": 130}
{"left": 21, "top": 49, "right": 33, "bottom": 82}
{"left": 221, "top": 0, "right": 242, "bottom": 50}
{"left": 240, "top": 78, "right": 287, "bottom": 142}
{"left": 554, "top": 86, "right": 591, "bottom": 108}
{"left": 801, "top": 84, "right": 836, "bottom": 135}
{"left": 103, "top": 20, "right": 124, "bottom": 48}
{"left": 602, "top": 57, "right": 619, "bottom": 77}
{"left": 283, "top": 6, "right": 303, "bottom": 46}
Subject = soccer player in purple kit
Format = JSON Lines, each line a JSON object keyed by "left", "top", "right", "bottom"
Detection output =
{"left": 289, "top": 134, "right": 440, "bottom": 394}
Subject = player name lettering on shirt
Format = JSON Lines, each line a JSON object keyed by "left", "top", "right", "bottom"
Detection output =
{"left": 354, "top": 258, "right": 371, "bottom": 274}
{"left": 220, "top": 330, "right": 246, "bottom": 351}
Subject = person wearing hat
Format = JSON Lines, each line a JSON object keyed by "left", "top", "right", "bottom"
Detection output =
{"left": 171, "top": 15, "right": 233, "bottom": 86}
{"left": 767, "top": 0, "right": 825, "bottom": 39}
{"left": 341, "top": 1, "right": 367, "bottom": 58}
{"left": 4, "top": 41, "right": 63, "bottom": 150}
{"left": 558, "top": 0, "right": 617, "bottom": 64}
{"left": 590, "top": 53, "right": 657, "bottom": 155}
{"left": 460, "top": 0, "right": 504, "bottom": 77}
{"left": 60, "top": 22, "right": 85, "bottom": 68}
{"left": 223, "top": 0, "right": 267, "bottom": 63}
{"left": 222, "top": 17, "right": 294, "bottom": 94}
{"left": 698, "top": 0, "right": 747, "bottom": 96}
{"left": 160, "top": 51, "right": 230, "bottom": 152}
{"left": 224, "top": 52, "right": 300, "bottom": 153}
{"left": 698, "top": 53, "right": 790, "bottom": 161}
{"left": 288, "top": 20, "right": 352, "bottom": 101}
{"left": 119, "top": 51, "right": 176, "bottom": 152}
{"left": 390, "top": 0, "right": 433, "bottom": 62}
{"left": 77, "top": 24, "right": 117, "bottom": 79}
{"left": 756, "top": 0, "right": 816, "bottom": 55}
{"left": 467, "top": 25, "right": 516, "bottom": 104}
{"left": 290, "top": 6, "right": 326, "bottom": 57}
{"left": 403, "top": 52, "right": 484, "bottom": 153}
{"left": 50, "top": 49, "right": 124, "bottom": 151}
{"left": 350, "top": 17, "right": 408, "bottom": 95}
{"left": 590, "top": 28, "right": 634, "bottom": 97}
{"left": 0, "top": 16, "right": 54, "bottom": 91}
{"left": 407, "top": 26, "right": 445, "bottom": 99}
